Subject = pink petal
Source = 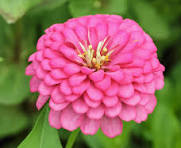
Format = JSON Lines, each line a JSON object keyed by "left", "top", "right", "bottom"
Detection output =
{"left": 106, "top": 70, "right": 124, "bottom": 82}
{"left": 69, "top": 74, "right": 87, "bottom": 86}
{"left": 49, "top": 109, "right": 61, "bottom": 129}
{"left": 64, "top": 63, "right": 80, "bottom": 75}
{"left": 43, "top": 49, "right": 61, "bottom": 59}
{"left": 41, "top": 59, "right": 51, "bottom": 71}
{"left": 95, "top": 76, "right": 111, "bottom": 91}
{"left": 87, "top": 85, "right": 103, "bottom": 101}
{"left": 103, "top": 96, "right": 118, "bottom": 107}
{"left": 139, "top": 94, "right": 153, "bottom": 105}
{"left": 36, "top": 35, "right": 45, "bottom": 50}
{"left": 65, "top": 94, "right": 80, "bottom": 102}
{"left": 38, "top": 82, "right": 53, "bottom": 95}
{"left": 108, "top": 31, "right": 129, "bottom": 50}
{"left": 51, "top": 87, "right": 65, "bottom": 103}
{"left": 119, "top": 84, "right": 134, "bottom": 98}
{"left": 101, "top": 116, "right": 123, "bottom": 138}
{"left": 135, "top": 106, "right": 148, "bottom": 123}
{"left": 88, "top": 27, "right": 98, "bottom": 49}
{"left": 72, "top": 80, "right": 90, "bottom": 95}
{"left": 89, "top": 70, "right": 104, "bottom": 82}
{"left": 59, "top": 45, "right": 80, "bottom": 62}
{"left": 36, "top": 95, "right": 49, "bottom": 110}
{"left": 105, "top": 82, "right": 119, "bottom": 96}
{"left": 108, "top": 22, "right": 120, "bottom": 36}
{"left": 50, "top": 69, "right": 67, "bottom": 79}
{"left": 75, "top": 25, "right": 87, "bottom": 42}
{"left": 49, "top": 99, "right": 68, "bottom": 111}
{"left": 105, "top": 103, "right": 122, "bottom": 117}
{"left": 122, "top": 92, "right": 141, "bottom": 106}
{"left": 35, "top": 51, "right": 43, "bottom": 61}
{"left": 111, "top": 53, "right": 133, "bottom": 65}
{"left": 28, "top": 53, "right": 36, "bottom": 62}
{"left": 72, "top": 99, "right": 89, "bottom": 114}
{"left": 81, "top": 67, "right": 94, "bottom": 75}
{"left": 36, "top": 65, "right": 47, "bottom": 79}
{"left": 59, "top": 80, "right": 72, "bottom": 95}
{"left": 119, "top": 105, "right": 136, "bottom": 121}
{"left": 44, "top": 74, "right": 61, "bottom": 86}
{"left": 145, "top": 96, "right": 157, "bottom": 114}
{"left": 134, "top": 82, "right": 155, "bottom": 94}
{"left": 87, "top": 105, "right": 104, "bottom": 119}
{"left": 25, "top": 64, "right": 35, "bottom": 75}
{"left": 84, "top": 94, "right": 101, "bottom": 108}
{"left": 80, "top": 117, "right": 100, "bottom": 135}
{"left": 30, "top": 76, "right": 41, "bottom": 92}
{"left": 63, "top": 28, "right": 80, "bottom": 48}
{"left": 143, "top": 62, "right": 152, "bottom": 73}
{"left": 96, "top": 23, "right": 107, "bottom": 41}
{"left": 144, "top": 73, "right": 154, "bottom": 83}
{"left": 154, "top": 78, "right": 164, "bottom": 90}
{"left": 50, "top": 57, "right": 67, "bottom": 68}
{"left": 61, "top": 106, "right": 84, "bottom": 131}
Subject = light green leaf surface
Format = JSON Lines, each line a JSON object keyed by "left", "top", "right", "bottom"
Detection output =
{"left": 0, "top": 64, "right": 29, "bottom": 105}
{"left": 0, "top": 105, "right": 29, "bottom": 138}
{"left": 18, "top": 105, "right": 62, "bottom": 148}
{"left": 0, "top": 0, "right": 43, "bottom": 23}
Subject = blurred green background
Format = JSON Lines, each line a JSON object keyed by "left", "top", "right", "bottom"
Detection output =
{"left": 0, "top": 0, "right": 181, "bottom": 148}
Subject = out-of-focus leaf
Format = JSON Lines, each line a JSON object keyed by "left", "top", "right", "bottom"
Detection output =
{"left": 0, "top": 0, "right": 67, "bottom": 24}
{"left": 30, "top": 0, "right": 67, "bottom": 13}
{"left": 18, "top": 105, "right": 62, "bottom": 148}
{"left": 83, "top": 122, "right": 133, "bottom": 148}
{"left": 0, "top": 64, "right": 29, "bottom": 105}
{"left": 0, "top": 105, "right": 29, "bottom": 138}
{"left": 41, "top": 3, "right": 72, "bottom": 30}
{"left": 156, "top": 79, "right": 173, "bottom": 107}
{"left": 170, "top": 63, "right": 181, "bottom": 109}
{"left": 69, "top": 0, "right": 127, "bottom": 17}
{"left": 151, "top": 105, "right": 180, "bottom": 148}
{"left": 26, "top": 2, "right": 71, "bottom": 31}
{"left": 0, "top": 0, "right": 43, "bottom": 23}
{"left": 130, "top": 0, "right": 170, "bottom": 40}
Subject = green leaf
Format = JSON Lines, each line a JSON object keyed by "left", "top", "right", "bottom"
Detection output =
{"left": 18, "top": 105, "right": 63, "bottom": 148}
{"left": 0, "top": 0, "right": 44, "bottom": 23}
{"left": 0, "top": 105, "right": 29, "bottom": 138}
{"left": 151, "top": 105, "right": 181, "bottom": 148}
{"left": 65, "top": 128, "right": 80, "bottom": 148}
{"left": 83, "top": 122, "right": 133, "bottom": 148}
{"left": 0, "top": 64, "right": 29, "bottom": 105}
{"left": 130, "top": 0, "right": 170, "bottom": 40}
{"left": 0, "top": 0, "right": 67, "bottom": 24}
{"left": 69, "top": 0, "right": 127, "bottom": 17}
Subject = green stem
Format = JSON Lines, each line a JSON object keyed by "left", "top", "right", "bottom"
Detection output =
{"left": 65, "top": 128, "right": 80, "bottom": 148}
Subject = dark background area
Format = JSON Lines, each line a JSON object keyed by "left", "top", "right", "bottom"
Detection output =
{"left": 0, "top": 0, "right": 181, "bottom": 148}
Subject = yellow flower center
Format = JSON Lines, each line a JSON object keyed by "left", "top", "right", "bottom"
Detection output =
{"left": 77, "top": 38, "right": 114, "bottom": 70}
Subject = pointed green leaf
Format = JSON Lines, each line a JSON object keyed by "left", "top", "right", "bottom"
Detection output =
{"left": 18, "top": 105, "right": 62, "bottom": 148}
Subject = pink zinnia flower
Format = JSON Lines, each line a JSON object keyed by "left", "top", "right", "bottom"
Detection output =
{"left": 26, "top": 14, "right": 164, "bottom": 138}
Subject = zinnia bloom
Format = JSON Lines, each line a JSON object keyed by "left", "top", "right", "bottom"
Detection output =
{"left": 26, "top": 14, "right": 164, "bottom": 138}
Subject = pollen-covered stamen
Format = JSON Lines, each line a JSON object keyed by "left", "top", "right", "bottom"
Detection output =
{"left": 77, "top": 37, "right": 113, "bottom": 70}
